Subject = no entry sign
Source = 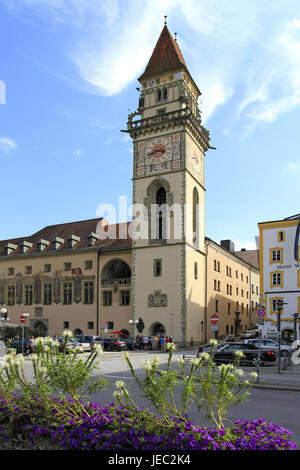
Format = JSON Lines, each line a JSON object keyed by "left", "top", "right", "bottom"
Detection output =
{"left": 20, "top": 315, "right": 26, "bottom": 324}
{"left": 210, "top": 313, "right": 219, "bottom": 325}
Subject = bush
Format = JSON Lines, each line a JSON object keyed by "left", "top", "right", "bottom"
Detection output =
{"left": 0, "top": 394, "right": 297, "bottom": 450}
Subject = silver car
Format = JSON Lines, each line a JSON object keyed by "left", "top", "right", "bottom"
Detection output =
{"left": 243, "top": 338, "right": 294, "bottom": 357}
{"left": 74, "top": 335, "right": 104, "bottom": 352}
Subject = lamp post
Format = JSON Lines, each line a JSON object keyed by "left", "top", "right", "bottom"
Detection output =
{"left": 20, "top": 313, "right": 30, "bottom": 355}
{"left": 0, "top": 308, "right": 9, "bottom": 338}
{"left": 276, "top": 299, "right": 288, "bottom": 374}
{"left": 293, "top": 313, "right": 299, "bottom": 342}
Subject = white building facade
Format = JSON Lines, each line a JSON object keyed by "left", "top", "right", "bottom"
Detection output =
{"left": 258, "top": 215, "right": 300, "bottom": 340}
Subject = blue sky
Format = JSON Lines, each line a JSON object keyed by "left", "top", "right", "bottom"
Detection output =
{"left": 0, "top": 0, "right": 300, "bottom": 250}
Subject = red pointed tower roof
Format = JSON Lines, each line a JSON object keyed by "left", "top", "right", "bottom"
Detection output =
{"left": 138, "top": 25, "right": 189, "bottom": 82}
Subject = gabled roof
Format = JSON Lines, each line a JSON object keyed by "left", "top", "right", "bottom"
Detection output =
{"left": 0, "top": 218, "right": 132, "bottom": 258}
{"left": 138, "top": 25, "right": 189, "bottom": 81}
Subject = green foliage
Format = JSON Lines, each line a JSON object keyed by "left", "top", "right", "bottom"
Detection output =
{"left": 116, "top": 341, "right": 257, "bottom": 429}
{"left": 0, "top": 330, "right": 108, "bottom": 419}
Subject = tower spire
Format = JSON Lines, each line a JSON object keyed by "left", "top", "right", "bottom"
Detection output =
{"left": 164, "top": 15, "right": 167, "bottom": 26}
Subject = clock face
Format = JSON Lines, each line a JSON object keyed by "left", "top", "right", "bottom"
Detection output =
{"left": 135, "top": 133, "right": 182, "bottom": 177}
{"left": 145, "top": 137, "right": 172, "bottom": 164}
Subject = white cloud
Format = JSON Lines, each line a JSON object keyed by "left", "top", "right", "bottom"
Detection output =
{"left": 4, "top": 0, "right": 300, "bottom": 129}
{"left": 0, "top": 137, "right": 18, "bottom": 154}
{"left": 283, "top": 161, "right": 300, "bottom": 172}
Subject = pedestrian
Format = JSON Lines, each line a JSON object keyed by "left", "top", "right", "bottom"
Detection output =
{"left": 26, "top": 335, "right": 34, "bottom": 355}
{"left": 151, "top": 336, "right": 156, "bottom": 350}
{"left": 142, "top": 335, "right": 149, "bottom": 350}
{"left": 160, "top": 335, "right": 165, "bottom": 351}
{"left": 169, "top": 336, "right": 173, "bottom": 343}
{"left": 191, "top": 337, "right": 194, "bottom": 347}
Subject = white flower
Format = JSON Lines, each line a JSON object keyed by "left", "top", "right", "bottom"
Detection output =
{"left": 166, "top": 342, "right": 176, "bottom": 351}
{"left": 94, "top": 344, "right": 103, "bottom": 354}
{"left": 115, "top": 380, "right": 125, "bottom": 389}
{"left": 250, "top": 372, "right": 258, "bottom": 379}
{"left": 191, "top": 357, "right": 200, "bottom": 366}
{"left": 113, "top": 391, "right": 120, "bottom": 399}
{"left": 209, "top": 339, "right": 218, "bottom": 347}
{"left": 235, "top": 368, "right": 244, "bottom": 377}
{"left": 75, "top": 346, "right": 84, "bottom": 353}
{"left": 235, "top": 350, "right": 245, "bottom": 359}
{"left": 143, "top": 359, "right": 151, "bottom": 371}
{"left": 178, "top": 358, "right": 185, "bottom": 367}
{"left": 198, "top": 352, "right": 210, "bottom": 361}
{"left": 62, "top": 329, "right": 73, "bottom": 339}
{"left": 123, "top": 351, "right": 129, "bottom": 360}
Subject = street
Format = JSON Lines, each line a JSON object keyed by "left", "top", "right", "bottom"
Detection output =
{"left": 88, "top": 350, "right": 300, "bottom": 446}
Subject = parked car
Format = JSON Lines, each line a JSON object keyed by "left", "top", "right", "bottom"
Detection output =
{"left": 100, "top": 337, "right": 127, "bottom": 352}
{"left": 211, "top": 342, "right": 277, "bottom": 366}
{"left": 56, "top": 336, "right": 80, "bottom": 353}
{"left": 243, "top": 338, "right": 295, "bottom": 357}
{"left": 240, "top": 330, "right": 259, "bottom": 340}
{"left": 7, "top": 338, "right": 29, "bottom": 354}
{"left": 123, "top": 337, "right": 137, "bottom": 350}
{"left": 197, "top": 343, "right": 226, "bottom": 354}
{"left": 74, "top": 335, "right": 104, "bottom": 351}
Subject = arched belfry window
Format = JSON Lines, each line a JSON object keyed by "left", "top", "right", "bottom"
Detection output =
{"left": 156, "top": 187, "right": 166, "bottom": 240}
{"left": 193, "top": 187, "right": 199, "bottom": 245}
{"left": 157, "top": 89, "right": 162, "bottom": 102}
{"left": 163, "top": 87, "right": 168, "bottom": 101}
{"left": 144, "top": 177, "right": 174, "bottom": 244}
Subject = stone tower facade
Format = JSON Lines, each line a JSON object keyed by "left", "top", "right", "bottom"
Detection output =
{"left": 124, "top": 25, "right": 211, "bottom": 345}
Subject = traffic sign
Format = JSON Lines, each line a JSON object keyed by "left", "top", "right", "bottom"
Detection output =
{"left": 211, "top": 325, "right": 219, "bottom": 331}
{"left": 256, "top": 307, "right": 265, "bottom": 319}
{"left": 20, "top": 315, "right": 26, "bottom": 324}
{"left": 210, "top": 314, "right": 219, "bottom": 325}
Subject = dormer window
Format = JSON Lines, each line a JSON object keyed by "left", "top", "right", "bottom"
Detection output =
{"left": 4, "top": 243, "right": 18, "bottom": 255}
{"left": 52, "top": 237, "right": 64, "bottom": 250}
{"left": 20, "top": 241, "right": 33, "bottom": 254}
{"left": 88, "top": 232, "right": 99, "bottom": 246}
{"left": 68, "top": 234, "right": 80, "bottom": 249}
{"left": 37, "top": 239, "right": 50, "bottom": 252}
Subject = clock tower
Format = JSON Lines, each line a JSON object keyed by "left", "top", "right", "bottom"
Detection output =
{"left": 123, "top": 24, "right": 211, "bottom": 345}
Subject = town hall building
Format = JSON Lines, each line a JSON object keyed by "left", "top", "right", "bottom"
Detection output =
{"left": 0, "top": 25, "right": 260, "bottom": 345}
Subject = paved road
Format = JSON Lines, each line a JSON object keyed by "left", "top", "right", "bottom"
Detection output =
{"left": 88, "top": 350, "right": 300, "bottom": 446}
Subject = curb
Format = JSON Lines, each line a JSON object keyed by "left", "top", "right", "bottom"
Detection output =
{"left": 252, "top": 383, "right": 300, "bottom": 392}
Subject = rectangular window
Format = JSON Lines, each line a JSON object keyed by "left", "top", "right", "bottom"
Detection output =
{"left": 84, "top": 282, "right": 94, "bottom": 304}
{"left": 218, "top": 280, "right": 221, "bottom": 292}
{"left": 102, "top": 290, "right": 112, "bottom": 306}
{"left": 7, "top": 286, "right": 15, "bottom": 306}
{"left": 215, "top": 299, "right": 219, "bottom": 312}
{"left": 63, "top": 282, "right": 72, "bottom": 305}
{"left": 270, "top": 271, "right": 283, "bottom": 288}
{"left": 241, "top": 273, "right": 244, "bottom": 282}
{"left": 270, "top": 297, "right": 284, "bottom": 314}
{"left": 241, "top": 289, "right": 244, "bottom": 297}
{"left": 278, "top": 231, "right": 285, "bottom": 242}
{"left": 228, "top": 303, "right": 231, "bottom": 314}
{"left": 236, "top": 287, "right": 239, "bottom": 295}
{"left": 153, "top": 259, "right": 162, "bottom": 277}
{"left": 84, "top": 260, "right": 93, "bottom": 270}
{"left": 252, "top": 284, "right": 254, "bottom": 293}
{"left": 107, "top": 321, "right": 114, "bottom": 330}
{"left": 44, "top": 264, "right": 51, "bottom": 273}
{"left": 8, "top": 267, "right": 14, "bottom": 276}
{"left": 120, "top": 290, "right": 130, "bottom": 306}
{"left": 214, "top": 260, "right": 217, "bottom": 271}
{"left": 87, "top": 321, "right": 94, "bottom": 330}
{"left": 24, "top": 285, "right": 33, "bottom": 305}
{"left": 43, "top": 283, "right": 52, "bottom": 305}
{"left": 25, "top": 266, "right": 32, "bottom": 275}
{"left": 270, "top": 248, "right": 283, "bottom": 264}
{"left": 218, "top": 261, "right": 220, "bottom": 272}
{"left": 64, "top": 262, "right": 71, "bottom": 272}
{"left": 226, "top": 325, "right": 229, "bottom": 334}
{"left": 236, "top": 270, "right": 238, "bottom": 279}
{"left": 63, "top": 321, "right": 69, "bottom": 329}
{"left": 194, "top": 262, "right": 198, "bottom": 279}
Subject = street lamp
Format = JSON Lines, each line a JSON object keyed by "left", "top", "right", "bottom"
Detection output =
{"left": 0, "top": 308, "right": 10, "bottom": 331}
{"left": 129, "top": 319, "right": 138, "bottom": 340}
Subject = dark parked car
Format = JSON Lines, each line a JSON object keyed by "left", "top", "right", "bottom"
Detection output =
{"left": 7, "top": 338, "right": 29, "bottom": 354}
{"left": 211, "top": 342, "right": 277, "bottom": 366}
{"left": 123, "top": 337, "right": 137, "bottom": 350}
{"left": 100, "top": 337, "right": 127, "bottom": 352}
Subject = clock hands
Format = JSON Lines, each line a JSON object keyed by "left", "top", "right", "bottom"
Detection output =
{"left": 146, "top": 147, "right": 166, "bottom": 156}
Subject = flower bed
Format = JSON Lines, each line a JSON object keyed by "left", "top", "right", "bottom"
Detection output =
{"left": 0, "top": 394, "right": 297, "bottom": 450}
